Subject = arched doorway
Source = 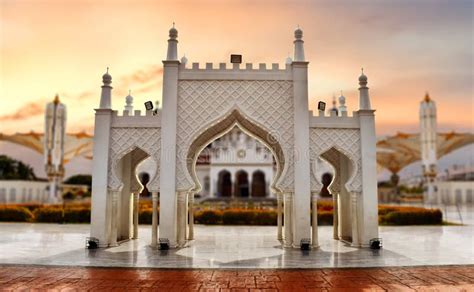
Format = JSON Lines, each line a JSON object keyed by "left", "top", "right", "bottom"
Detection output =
{"left": 251, "top": 170, "right": 266, "bottom": 197}
{"left": 111, "top": 147, "right": 151, "bottom": 244}
{"left": 319, "top": 147, "right": 355, "bottom": 244}
{"left": 235, "top": 170, "right": 249, "bottom": 197}
{"left": 182, "top": 110, "right": 287, "bottom": 246}
{"left": 217, "top": 170, "right": 232, "bottom": 197}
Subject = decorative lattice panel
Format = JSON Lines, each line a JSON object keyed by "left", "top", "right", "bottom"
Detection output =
{"left": 310, "top": 128, "right": 362, "bottom": 192}
{"left": 176, "top": 80, "right": 294, "bottom": 191}
{"left": 108, "top": 128, "right": 161, "bottom": 192}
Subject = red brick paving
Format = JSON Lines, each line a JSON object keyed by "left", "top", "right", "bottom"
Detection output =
{"left": 0, "top": 265, "right": 473, "bottom": 291}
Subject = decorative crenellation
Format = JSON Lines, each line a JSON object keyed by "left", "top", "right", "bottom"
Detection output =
{"left": 111, "top": 109, "right": 162, "bottom": 117}
{"left": 111, "top": 110, "right": 162, "bottom": 128}
{"left": 309, "top": 111, "right": 361, "bottom": 129}
{"left": 181, "top": 62, "right": 291, "bottom": 72}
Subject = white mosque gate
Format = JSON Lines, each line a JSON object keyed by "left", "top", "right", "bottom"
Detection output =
{"left": 90, "top": 25, "right": 379, "bottom": 249}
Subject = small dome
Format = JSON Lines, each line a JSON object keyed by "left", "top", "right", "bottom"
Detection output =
{"left": 102, "top": 68, "right": 112, "bottom": 84}
{"left": 294, "top": 27, "right": 303, "bottom": 39}
{"left": 359, "top": 68, "right": 367, "bottom": 83}
{"left": 169, "top": 24, "right": 178, "bottom": 38}
{"left": 125, "top": 93, "right": 133, "bottom": 105}
{"left": 424, "top": 92, "right": 431, "bottom": 102}
{"left": 338, "top": 93, "right": 346, "bottom": 106}
{"left": 285, "top": 56, "right": 292, "bottom": 64}
{"left": 181, "top": 55, "right": 188, "bottom": 64}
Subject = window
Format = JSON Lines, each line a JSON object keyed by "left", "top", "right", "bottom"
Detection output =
{"left": 204, "top": 176, "right": 210, "bottom": 192}
{"left": 10, "top": 188, "right": 16, "bottom": 202}
{"left": 467, "top": 190, "right": 473, "bottom": 203}
{"left": 0, "top": 188, "right": 5, "bottom": 203}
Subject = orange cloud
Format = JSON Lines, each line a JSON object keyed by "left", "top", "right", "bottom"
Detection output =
{"left": 0, "top": 100, "right": 45, "bottom": 122}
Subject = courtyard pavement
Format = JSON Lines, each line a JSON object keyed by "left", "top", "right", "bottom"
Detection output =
{"left": 1, "top": 265, "right": 473, "bottom": 291}
{"left": 0, "top": 224, "right": 473, "bottom": 269}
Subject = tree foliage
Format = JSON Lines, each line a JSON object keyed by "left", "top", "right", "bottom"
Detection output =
{"left": 64, "top": 174, "right": 92, "bottom": 188}
{"left": 0, "top": 155, "right": 37, "bottom": 180}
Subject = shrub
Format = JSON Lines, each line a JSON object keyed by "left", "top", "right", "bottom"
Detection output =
{"left": 223, "top": 209, "right": 256, "bottom": 225}
{"left": 253, "top": 210, "right": 277, "bottom": 225}
{"left": 317, "top": 201, "right": 334, "bottom": 211}
{"left": 33, "top": 207, "right": 63, "bottom": 223}
{"left": 381, "top": 209, "right": 442, "bottom": 225}
{"left": 139, "top": 208, "right": 159, "bottom": 225}
{"left": 9, "top": 204, "right": 44, "bottom": 212}
{"left": 0, "top": 206, "right": 34, "bottom": 222}
{"left": 195, "top": 209, "right": 223, "bottom": 225}
{"left": 64, "top": 208, "right": 90, "bottom": 223}
{"left": 317, "top": 210, "right": 333, "bottom": 225}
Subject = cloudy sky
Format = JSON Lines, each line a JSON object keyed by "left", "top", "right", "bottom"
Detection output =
{"left": 1, "top": 0, "right": 473, "bottom": 136}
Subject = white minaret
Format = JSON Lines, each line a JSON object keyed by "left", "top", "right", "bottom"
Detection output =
{"left": 329, "top": 94, "right": 338, "bottom": 116}
{"left": 167, "top": 23, "right": 178, "bottom": 61}
{"left": 293, "top": 26, "right": 305, "bottom": 61}
{"left": 100, "top": 68, "right": 112, "bottom": 109}
{"left": 124, "top": 90, "right": 134, "bottom": 114}
{"left": 358, "top": 68, "right": 371, "bottom": 110}
{"left": 44, "top": 94, "right": 66, "bottom": 203}
{"left": 420, "top": 92, "right": 437, "bottom": 203}
{"left": 338, "top": 91, "right": 347, "bottom": 116}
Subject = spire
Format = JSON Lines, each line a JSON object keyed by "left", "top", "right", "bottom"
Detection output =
{"left": 293, "top": 26, "right": 305, "bottom": 62}
{"left": 99, "top": 67, "right": 113, "bottom": 109}
{"left": 166, "top": 23, "right": 178, "bottom": 61}
{"left": 181, "top": 54, "right": 188, "bottom": 65}
{"left": 330, "top": 93, "right": 338, "bottom": 115}
{"left": 338, "top": 90, "right": 347, "bottom": 115}
{"left": 424, "top": 92, "right": 431, "bottom": 102}
{"left": 124, "top": 90, "right": 133, "bottom": 114}
{"left": 358, "top": 68, "right": 371, "bottom": 110}
{"left": 53, "top": 94, "right": 60, "bottom": 105}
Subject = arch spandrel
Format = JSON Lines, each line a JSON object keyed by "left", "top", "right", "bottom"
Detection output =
{"left": 310, "top": 128, "right": 363, "bottom": 193}
{"left": 175, "top": 80, "right": 295, "bottom": 192}
{"left": 108, "top": 128, "right": 161, "bottom": 192}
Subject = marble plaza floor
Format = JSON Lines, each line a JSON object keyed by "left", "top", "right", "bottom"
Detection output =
{"left": 0, "top": 223, "right": 473, "bottom": 269}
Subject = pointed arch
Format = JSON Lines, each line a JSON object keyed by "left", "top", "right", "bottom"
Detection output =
{"left": 184, "top": 108, "right": 285, "bottom": 194}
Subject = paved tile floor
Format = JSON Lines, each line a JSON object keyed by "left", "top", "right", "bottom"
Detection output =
{"left": 0, "top": 265, "right": 473, "bottom": 291}
{"left": 0, "top": 224, "right": 473, "bottom": 269}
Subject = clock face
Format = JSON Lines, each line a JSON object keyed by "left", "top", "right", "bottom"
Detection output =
{"left": 237, "top": 149, "right": 246, "bottom": 159}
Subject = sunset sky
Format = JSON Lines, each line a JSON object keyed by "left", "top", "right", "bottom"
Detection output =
{"left": 0, "top": 0, "right": 473, "bottom": 136}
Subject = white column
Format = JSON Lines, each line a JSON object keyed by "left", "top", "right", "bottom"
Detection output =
{"left": 177, "top": 192, "right": 187, "bottom": 245}
{"left": 151, "top": 191, "right": 158, "bottom": 247}
{"left": 350, "top": 192, "right": 360, "bottom": 247}
{"left": 311, "top": 193, "right": 319, "bottom": 247}
{"left": 291, "top": 29, "right": 312, "bottom": 245}
{"left": 158, "top": 59, "right": 180, "bottom": 248}
{"left": 188, "top": 192, "right": 195, "bottom": 240}
{"left": 283, "top": 192, "right": 293, "bottom": 247}
{"left": 358, "top": 110, "right": 379, "bottom": 246}
{"left": 132, "top": 192, "right": 139, "bottom": 239}
{"left": 248, "top": 175, "right": 252, "bottom": 198}
{"left": 333, "top": 193, "right": 339, "bottom": 240}
{"left": 277, "top": 192, "right": 283, "bottom": 240}
{"left": 109, "top": 190, "right": 119, "bottom": 247}
{"left": 90, "top": 109, "right": 112, "bottom": 247}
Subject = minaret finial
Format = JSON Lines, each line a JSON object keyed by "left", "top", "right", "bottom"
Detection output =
{"left": 129, "top": 89, "right": 131, "bottom": 95}
{"left": 173, "top": 22, "right": 175, "bottom": 28}
{"left": 361, "top": 67, "right": 364, "bottom": 74}
{"left": 106, "top": 67, "right": 109, "bottom": 74}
